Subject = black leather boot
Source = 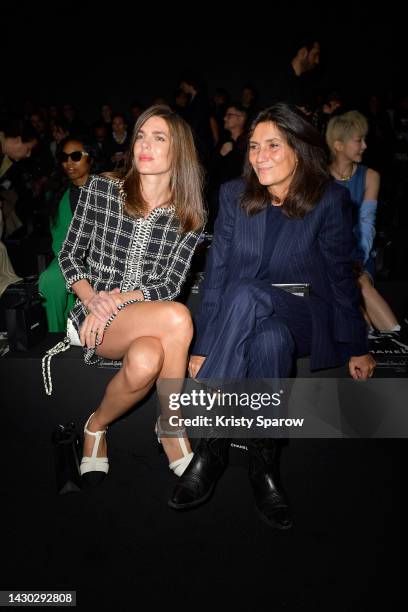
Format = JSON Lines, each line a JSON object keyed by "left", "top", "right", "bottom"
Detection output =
{"left": 248, "top": 438, "right": 292, "bottom": 529}
{"left": 168, "top": 437, "right": 230, "bottom": 510}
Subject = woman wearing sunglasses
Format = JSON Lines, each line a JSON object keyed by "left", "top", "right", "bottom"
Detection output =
{"left": 57, "top": 105, "right": 205, "bottom": 488}
{"left": 39, "top": 138, "right": 92, "bottom": 332}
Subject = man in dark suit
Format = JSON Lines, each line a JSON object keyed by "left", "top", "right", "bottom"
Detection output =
{"left": 265, "top": 36, "right": 321, "bottom": 113}
{"left": 169, "top": 104, "right": 375, "bottom": 528}
{"left": 179, "top": 72, "right": 214, "bottom": 170}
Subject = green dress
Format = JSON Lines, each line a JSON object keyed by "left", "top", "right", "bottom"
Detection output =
{"left": 39, "top": 189, "right": 76, "bottom": 332}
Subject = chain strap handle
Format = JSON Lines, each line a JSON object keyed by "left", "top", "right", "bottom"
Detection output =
{"left": 42, "top": 337, "right": 71, "bottom": 396}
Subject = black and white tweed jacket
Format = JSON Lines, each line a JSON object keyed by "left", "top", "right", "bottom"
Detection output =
{"left": 58, "top": 174, "right": 201, "bottom": 337}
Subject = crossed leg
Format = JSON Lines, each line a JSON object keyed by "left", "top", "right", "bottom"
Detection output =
{"left": 83, "top": 301, "right": 193, "bottom": 465}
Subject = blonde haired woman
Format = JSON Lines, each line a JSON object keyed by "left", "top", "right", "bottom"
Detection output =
{"left": 326, "top": 110, "right": 400, "bottom": 333}
{"left": 58, "top": 105, "right": 205, "bottom": 487}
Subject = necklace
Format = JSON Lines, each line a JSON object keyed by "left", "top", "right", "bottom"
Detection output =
{"left": 332, "top": 162, "right": 355, "bottom": 181}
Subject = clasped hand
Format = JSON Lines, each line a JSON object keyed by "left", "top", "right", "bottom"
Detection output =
{"left": 348, "top": 353, "right": 376, "bottom": 380}
{"left": 80, "top": 289, "right": 122, "bottom": 348}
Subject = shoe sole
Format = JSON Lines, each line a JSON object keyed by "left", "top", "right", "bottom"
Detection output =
{"left": 168, "top": 481, "right": 216, "bottom": 511}
{"left": 81, "top": 472, "right": 107, "bottom": 489}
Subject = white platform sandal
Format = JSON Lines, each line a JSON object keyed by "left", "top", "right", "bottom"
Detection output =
{"left": 155, "top": 416, "right": 194, "bottom": 477}
{"left": 80, "top": 413, "right": 109, "bottom": 487}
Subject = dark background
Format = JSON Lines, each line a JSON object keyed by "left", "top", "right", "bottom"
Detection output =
{"left": 1, "top": 7, "right": 403, "bottom": 608}
{"left": 3, "top": 6, "right": 405, "bottom": 119}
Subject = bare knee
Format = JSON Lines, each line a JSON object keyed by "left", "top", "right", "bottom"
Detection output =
{"left": 162, "top": 302, "right": 193, "bottom": 344}
{"left": 123, "top": 337, "right": 164, "bottom": 389}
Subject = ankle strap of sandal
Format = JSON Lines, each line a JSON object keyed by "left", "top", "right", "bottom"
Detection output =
{"left": 84, "top": 413, "right": 108, "bottom": 437}
{"left": 157, "top": 415, "right": 186, "bottom": 437}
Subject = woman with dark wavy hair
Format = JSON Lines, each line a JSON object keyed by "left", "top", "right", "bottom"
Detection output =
{"left": 169, "top": 103, "right": 375, "bottom": 528}
{"left": 54, "top": 105, "right": 205, "bottom": 488}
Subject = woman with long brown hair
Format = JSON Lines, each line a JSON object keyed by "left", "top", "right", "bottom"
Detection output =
{"left": 57, "top": 105, "right": 205, "bottom": 487}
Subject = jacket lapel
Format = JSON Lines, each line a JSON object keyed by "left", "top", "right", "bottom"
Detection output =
{"left": 238, "top": 206, "right": 267, "bottom": 278}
